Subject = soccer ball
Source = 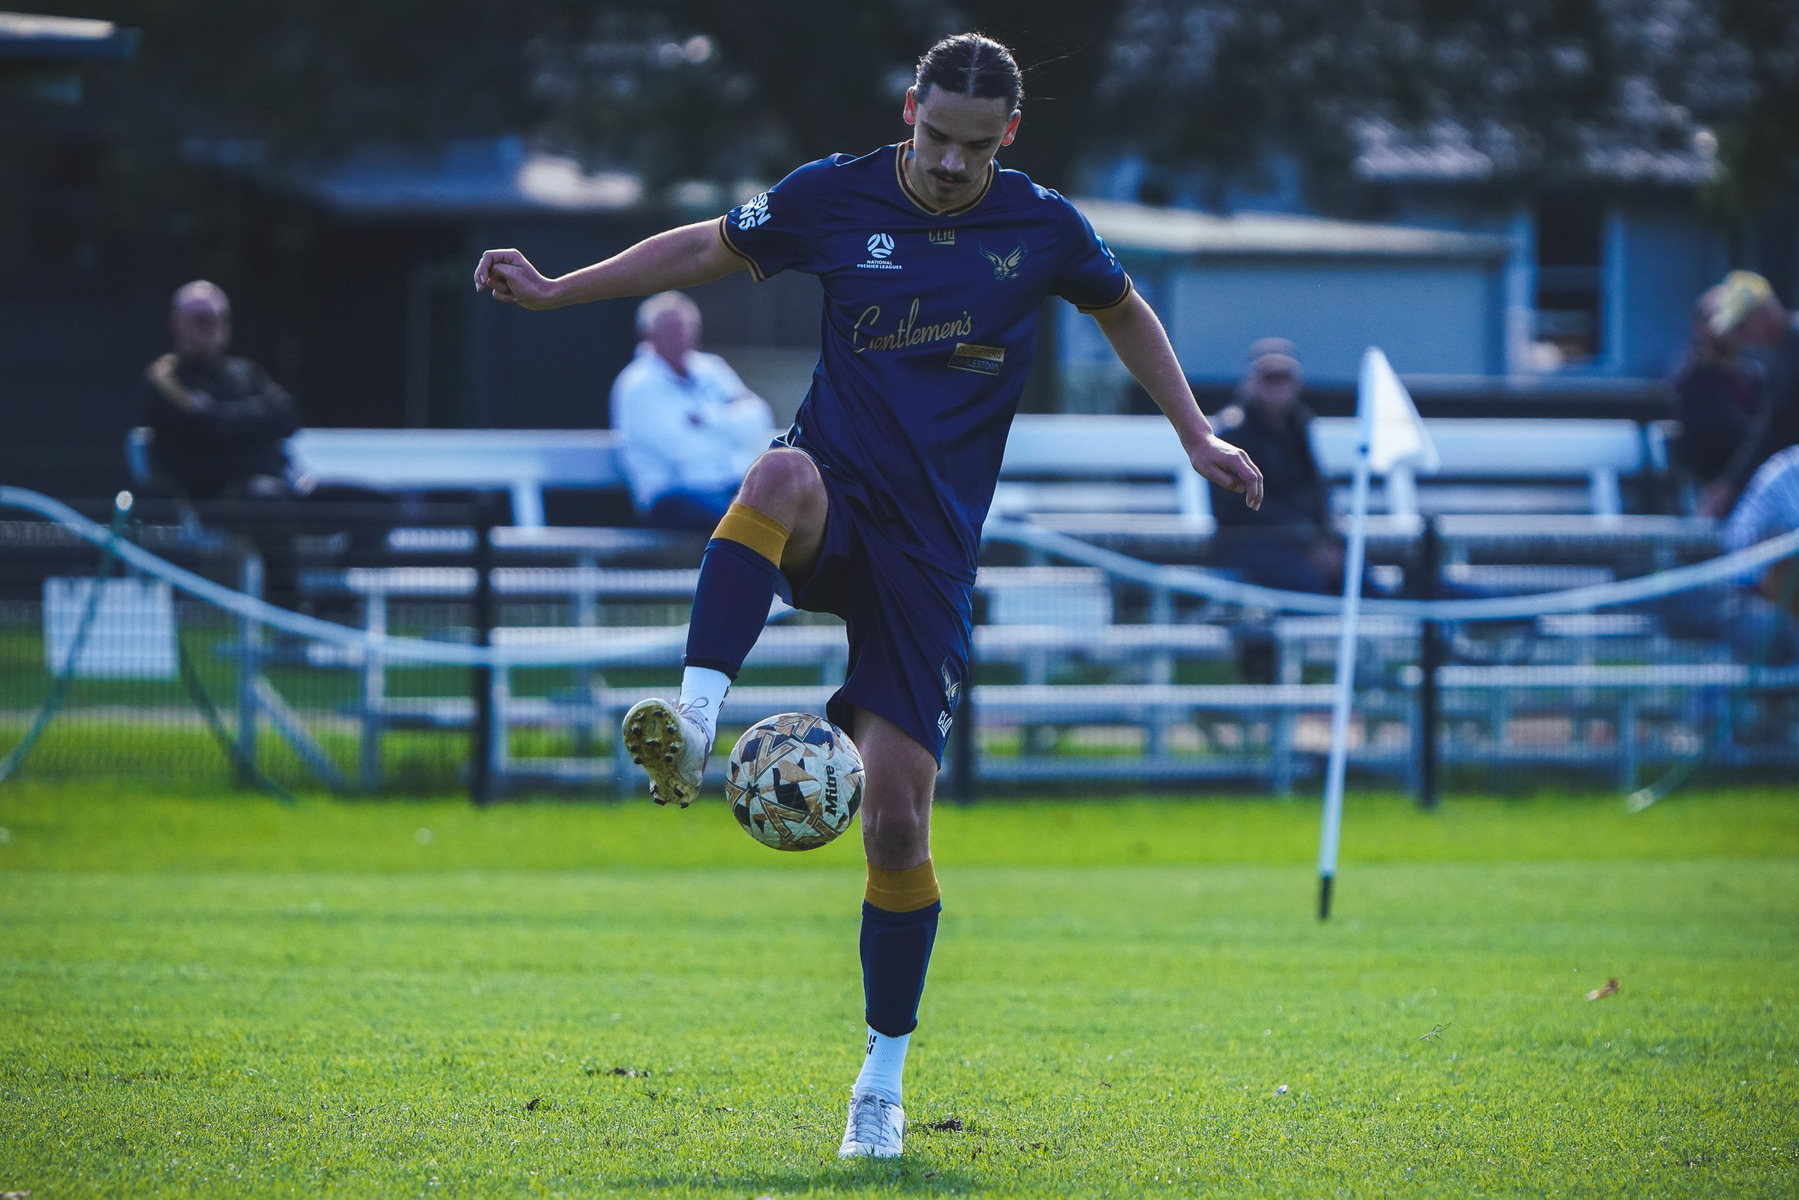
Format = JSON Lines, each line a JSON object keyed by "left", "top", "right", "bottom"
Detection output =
{"left": 726, "top": 712, "right": 864, "bottom": 851}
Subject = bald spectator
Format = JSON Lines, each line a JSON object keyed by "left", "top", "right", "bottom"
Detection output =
{"left": 143, "top": 281, "right": 301, "bottom": 500}
{"left": 611, "top": 291, "right": 774, "bottom": 531}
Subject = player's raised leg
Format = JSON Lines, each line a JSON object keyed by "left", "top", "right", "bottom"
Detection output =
{"left": 624, "top": 448, "right": 826, "bottom": 806}
{"left": 839, "top": 709, "right": 940, "bottom": 1159}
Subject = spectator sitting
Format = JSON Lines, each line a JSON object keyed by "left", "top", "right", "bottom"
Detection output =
{"left": 611, "top": 291, "right": 774, "bottom": 531}
{"left": 1672, "top": 283, "right": 1768, "bottom": 516}
{"left": 1208, "top": 338, "right": 1344, "bottom": 594}
{"left": 1683, "top": 271, "right": 1799, "bottom": 516}
{"left": 1723, "top": 444, "right": 1799, "bottom": 659}
{"left": 1659, "top": 444, "right": 1799, "bottom": 666}
{"left": 143, "top": 280, "right": 301, "bottom": 501}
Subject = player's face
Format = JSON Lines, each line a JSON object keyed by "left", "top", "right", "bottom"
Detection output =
{"left": 903, "top": 86, "right": 1019, "bottom": 208}
{"left": 171, "top": 298, "right": 231, "bottom": 361}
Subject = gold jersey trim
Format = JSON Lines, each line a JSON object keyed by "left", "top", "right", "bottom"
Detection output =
{"left": 893, "top": 141, "right": 995, "bottom": 218}
{"left": 1076, "top": 275, "right": 1136, "bottom": 315}
{"left": 716, "top": 214, "right": 766, "bottom": 283}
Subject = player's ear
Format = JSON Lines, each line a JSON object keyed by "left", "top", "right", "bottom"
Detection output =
{"left": 1000, "top": 110, "right": 1021, "bottom": 147}
{"left": 903, "top": 87, "right": 917, "bottom": 125}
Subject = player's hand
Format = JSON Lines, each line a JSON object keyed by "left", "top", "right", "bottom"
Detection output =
{"left": 473, "top": 248, "right": 559, "bottom": 310}
{"left": 1191, "top": 434, "right": 1263, "bottom": 511}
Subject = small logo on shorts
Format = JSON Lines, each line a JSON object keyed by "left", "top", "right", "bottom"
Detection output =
{"left": 938, "top": 660, "right": 962, "bottom": 740}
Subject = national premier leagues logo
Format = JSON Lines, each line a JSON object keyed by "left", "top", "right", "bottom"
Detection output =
{"left": 733, "top": 192, "right": 772, "bottom": 229}
{"left": 979, "top": 238, "right": 1028, "bottom": 280}
{"left": 857, "top": 232, "right": 903, "bottom": 271}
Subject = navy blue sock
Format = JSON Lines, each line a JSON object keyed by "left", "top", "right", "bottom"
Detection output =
{"left": 861, "top": 900, "right": 942, "bottom": 1037}
{"left": 684, "top": 536, "right": 783, "bottom": 677}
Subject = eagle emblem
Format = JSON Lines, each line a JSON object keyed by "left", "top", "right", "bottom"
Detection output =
{"left": 978, "top": 238, "right": 1028, "bottom": 280}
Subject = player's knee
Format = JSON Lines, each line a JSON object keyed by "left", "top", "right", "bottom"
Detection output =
{"left": 740, "top": 448, "right": 822, "bottom": 512}
{"left": 861, "top": 776, "right": 933, "bottom": 862}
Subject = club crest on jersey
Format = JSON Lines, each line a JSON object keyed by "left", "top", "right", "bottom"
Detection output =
{"left": 734, "top": 192, "right": 771, "bottom": 229}
{"left": 858, "top": 232, "right": 902, "bottom": 270}
{"left": 979, "top": 238, "right": 1028, "bottom": 280}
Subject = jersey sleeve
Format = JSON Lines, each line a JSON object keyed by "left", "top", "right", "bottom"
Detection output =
{"left": 1051, "top": 196, "right": 1133, "bottom": 313}
{"left": 717, "top": 158, "right": 834, "bottom": 282}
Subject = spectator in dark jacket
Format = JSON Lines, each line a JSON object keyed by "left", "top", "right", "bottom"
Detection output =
{"left": 1673, "top": 284, "right": 1766, "bottom": 515}
{"left": 1679, "top": 271, "right": 1799, "bottom": 517}
{"left": 1209, "top": 338, "right": 1341, "bottom": 593}
{"left": 143, "top": 280, "right": 300, "bottom": 500}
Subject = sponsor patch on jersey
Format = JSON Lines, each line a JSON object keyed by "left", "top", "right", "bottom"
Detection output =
{"left": 733, "top": 192, "right": 772, "bottom": 229}
{"left": 928, "top": 228, "right": 957, "bottom": 246}
{"left": 947, "top": 343, "right": 1005, "bottom": 375}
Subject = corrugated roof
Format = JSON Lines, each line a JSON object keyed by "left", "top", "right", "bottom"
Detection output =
{"left": 1075, "top": 199, "right": 1511, "bottom": 260}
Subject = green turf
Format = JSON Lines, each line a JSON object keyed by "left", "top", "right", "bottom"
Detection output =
{"left": 2, "top": 783, "right": 1795, "bottom": 1197}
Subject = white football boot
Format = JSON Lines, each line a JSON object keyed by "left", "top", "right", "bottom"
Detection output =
{"left": 838, "top": 1093, "right": 906, "bottom": 1159}
{"left": 621, "top": 697, "right": 709, "bottom": 807}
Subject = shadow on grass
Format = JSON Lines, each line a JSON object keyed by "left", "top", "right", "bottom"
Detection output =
{"left": 612, "top": 1168, "right": 985, "bottom": 1195}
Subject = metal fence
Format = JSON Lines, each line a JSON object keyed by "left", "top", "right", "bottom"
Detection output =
{"left": 2, "top": 487, "right": 1795, "bottom": 803}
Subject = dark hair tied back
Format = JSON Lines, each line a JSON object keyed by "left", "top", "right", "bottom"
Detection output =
{"left": 915, "top": 33, "right": 1023, "bottom": 111}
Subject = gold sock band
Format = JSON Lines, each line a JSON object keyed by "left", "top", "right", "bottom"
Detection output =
{"left": 712, "top": 502, "right": 790, "bottom": 567}
{"left": 866, "top": 860, "right": 941, "bottom": 913}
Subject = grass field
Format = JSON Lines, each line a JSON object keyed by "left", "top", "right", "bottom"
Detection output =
{"left": 2, "top": 782, "right": 1796, "bottom": 1197}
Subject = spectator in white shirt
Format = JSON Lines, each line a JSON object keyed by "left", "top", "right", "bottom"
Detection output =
{"left": 1661, "top": 444, "right": 1799, "bottom": 665}
{"left": 612, "top": 291, "right": 774, "bottom": 530}
{"left": 1726, "top": 445, "right": 1799, "bottom": 617}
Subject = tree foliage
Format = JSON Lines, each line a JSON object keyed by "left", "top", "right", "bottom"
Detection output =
{"left": 1093, "top": 0, "right": 1796, "bottom": 217}
{"left": 12, "top": 0, "right": 1797, "bottom": 224}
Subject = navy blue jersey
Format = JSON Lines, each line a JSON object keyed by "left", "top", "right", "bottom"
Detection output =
{"left": 718, "top": 142, "right": 1131, "bottom": 581}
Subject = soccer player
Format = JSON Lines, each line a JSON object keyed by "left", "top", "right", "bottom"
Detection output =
{"left": 474, "top": 33, "right": 1263, "bottom": 1159}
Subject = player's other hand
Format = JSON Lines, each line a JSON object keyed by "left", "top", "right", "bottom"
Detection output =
{"left": 473, "top": 249, "right": 558, "bottom": 310}
{"left": 1191, "top": 434, "right": 1264, "bottom": 511}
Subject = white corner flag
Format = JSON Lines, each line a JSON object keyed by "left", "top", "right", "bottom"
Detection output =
{"left": 1362, "top": 346, "right": 1439, "bottom": 476}
{"left": 1317, "top": 349, "right": 1435, "bottom": 920}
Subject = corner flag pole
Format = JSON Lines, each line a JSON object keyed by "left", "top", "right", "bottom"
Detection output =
{"left": 1318, "top": 349, "right": 1437, "bottom": 920}
{"left": 1317, "top": 432, "right": 1372, "bottom": 921}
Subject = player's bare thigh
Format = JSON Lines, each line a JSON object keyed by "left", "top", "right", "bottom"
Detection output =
{"left": 736, "top": 447, "right": 828, "bottom": 580}
{"left": 851, "top": 707, "right": 937, "bottom": 872}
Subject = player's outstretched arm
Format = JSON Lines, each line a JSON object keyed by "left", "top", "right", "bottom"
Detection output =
{"left": 473, "top": 220, "right": 746, "bottom": 311}
{"left": 1093, "top": 292, "right": 1264, "bottom": 510}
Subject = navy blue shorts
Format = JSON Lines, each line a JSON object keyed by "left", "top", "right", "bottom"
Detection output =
{"left": 789, "top": 461, "right": 972, "bottom": 764}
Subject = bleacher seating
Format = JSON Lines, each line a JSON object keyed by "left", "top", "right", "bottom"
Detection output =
{"left": 255, "top": 414, "right": 1788, "bottom": 795}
